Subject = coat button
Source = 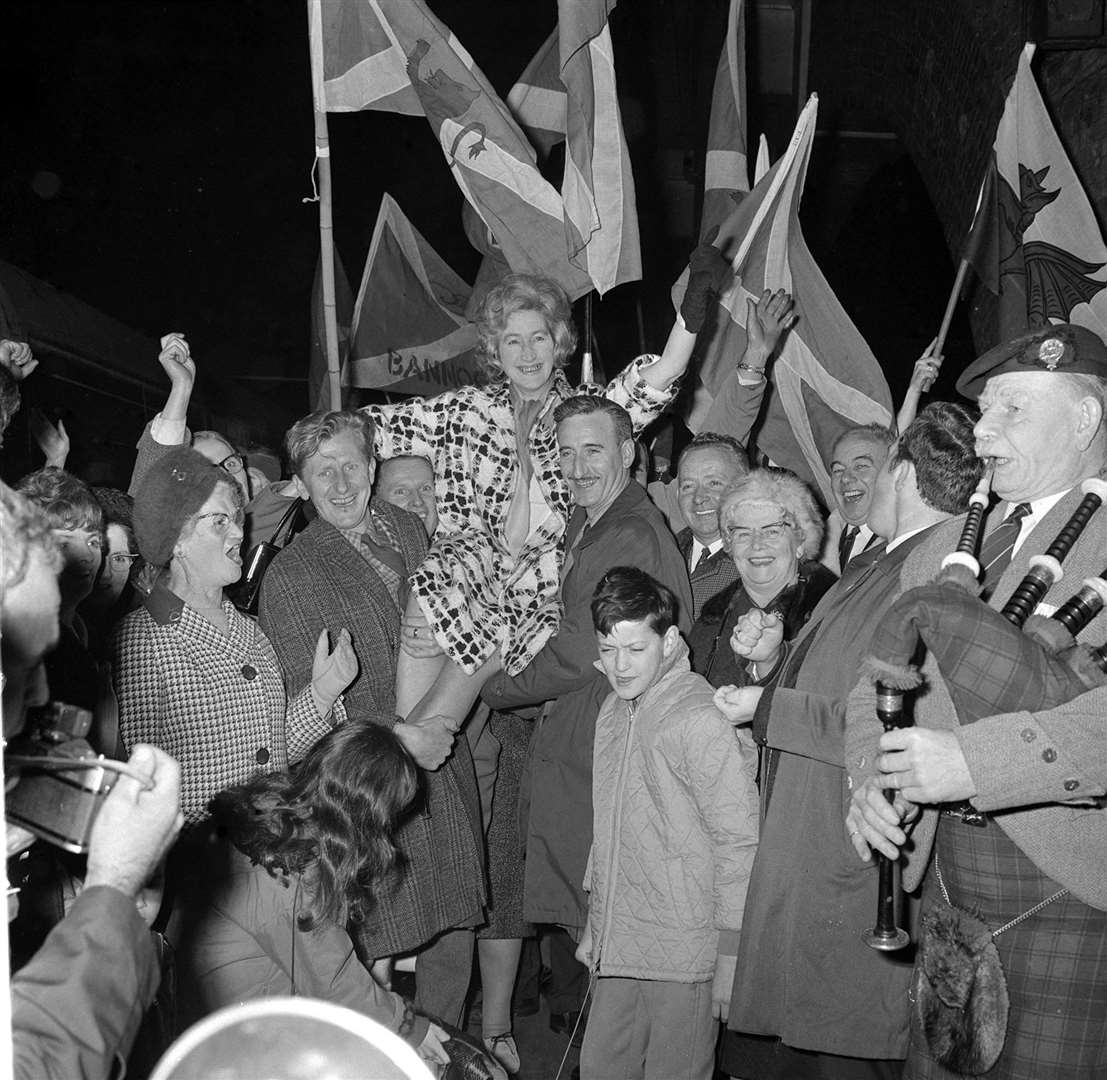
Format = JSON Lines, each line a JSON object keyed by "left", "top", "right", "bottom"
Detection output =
{"left": 256, "top": 747, "right": 270, "bottom": 765}
{"left": 242, "top": 665, "right": 257, "bottom": 681}
{"left": 1041, "top": 748, "right": 1057, "bottom": 763}
{"left": 1021, "top": 728, "right": 1036, "bottom": 743}
{"left": 1063, "top": 778, "right": 1080, "bottom": 792}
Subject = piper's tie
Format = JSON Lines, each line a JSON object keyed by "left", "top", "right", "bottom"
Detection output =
{"left": 978, "top": 502, "right": 1032, "bottom": 598}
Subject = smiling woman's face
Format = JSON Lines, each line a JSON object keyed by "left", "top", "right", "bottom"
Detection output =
{"left": 722, "top": 498, "right": 803, "bottom": 597}
{"left": 493, "top": 309, "right": 557, "bottom": 400}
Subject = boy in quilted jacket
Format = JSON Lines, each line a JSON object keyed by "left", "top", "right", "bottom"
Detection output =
{"left": 575, "top": 567, "right": 759, "bottom": 1080}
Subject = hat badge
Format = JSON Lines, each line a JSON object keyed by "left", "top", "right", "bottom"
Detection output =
{"left": 1038, "top": 338, "right": 1065, "bottom": 370}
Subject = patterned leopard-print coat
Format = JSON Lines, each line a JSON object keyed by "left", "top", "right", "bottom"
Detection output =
{"left": 364, "top": 357, "right": 675, "bottom": 674}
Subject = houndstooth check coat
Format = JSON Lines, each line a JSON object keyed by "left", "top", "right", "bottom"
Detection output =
{"left": 114, "top": 580, "right": 335, "bottom": 824}
{"left": 363, "top": 359, "right": 675, "bottom": 677}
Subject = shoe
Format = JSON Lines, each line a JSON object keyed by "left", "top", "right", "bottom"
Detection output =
{"left": 483, "top": 1032, "right": 521, "bottom": 1075}
{"left": 548, "top": 1009, "right": 586, "bottom": 1047}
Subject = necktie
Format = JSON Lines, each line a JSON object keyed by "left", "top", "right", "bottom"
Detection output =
{"left": 359, "top": 529, "right": 406, "bottom": 605}
{"left": 978, "top": 502, "right": 1032, "bottom": 596}
{"left": 838, "top": 525, "right": 859, "bottom": 570}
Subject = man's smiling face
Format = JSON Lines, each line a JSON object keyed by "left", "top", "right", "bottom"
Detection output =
{"left": 830, "top": 432, "right": 889, "bottom": 527}
{"left": 676, "top": 446, "right": 746, "bottom": 545}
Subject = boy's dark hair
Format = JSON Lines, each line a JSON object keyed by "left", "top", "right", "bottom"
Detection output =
{"left": 591, "top": 566, "right": 677, "bottom": 636}
{"left": 891, "top": 401, "right": 983, "bottom": 513}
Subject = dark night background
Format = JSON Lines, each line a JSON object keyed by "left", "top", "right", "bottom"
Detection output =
{"left": 4, "top": 0, "right": 1103, "bottom": 486}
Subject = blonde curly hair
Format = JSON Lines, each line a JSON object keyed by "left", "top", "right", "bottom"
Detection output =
{"left": 475, "top": 274, "right": 578, "bottom": 380}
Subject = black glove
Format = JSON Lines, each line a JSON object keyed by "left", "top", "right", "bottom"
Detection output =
{"left": 680, "top": 229, "right": 732, "bottom": 334}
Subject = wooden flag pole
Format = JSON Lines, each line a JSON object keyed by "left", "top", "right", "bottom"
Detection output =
{"left": 307, "top": 0, "right": 342, "bottom": 411}
{"left": 935, "top": 257, "right": 971, "bottom": 358}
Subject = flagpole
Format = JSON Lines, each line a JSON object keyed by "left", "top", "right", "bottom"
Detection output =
{"left": 307, "top": 0, "right": 342, "bottom": 411}
{"left": 581, "top": 292, "right": 594, "bottom": 384}
{"left": 935, "top": 257, "right": 971, "bottom": 357}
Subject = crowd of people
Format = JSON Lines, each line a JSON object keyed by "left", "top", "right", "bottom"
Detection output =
{"left": 2, "top": 263, "right": 1105, "bottom": 1080}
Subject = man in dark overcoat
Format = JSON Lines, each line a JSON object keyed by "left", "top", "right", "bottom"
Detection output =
{"left": 481, "top": 396, "right": 692, "bottom": 1032}
{"left": 715, "top": 403, "right": 983, "bottom": 1080}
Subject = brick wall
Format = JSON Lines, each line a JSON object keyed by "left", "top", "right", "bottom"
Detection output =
{"left": 807, "top": 0, "right": 1106, "bottom": 348}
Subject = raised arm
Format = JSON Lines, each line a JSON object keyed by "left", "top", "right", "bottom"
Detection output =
{"left": 129, "top": 333, "right": 197, "bottom": 494}
{"left": 894, "top": 338, "right": 941, "bottom": 434}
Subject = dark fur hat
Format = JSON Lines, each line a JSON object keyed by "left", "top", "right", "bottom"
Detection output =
{"left": 133, "top": 447, "right": 222, "bottom": 568}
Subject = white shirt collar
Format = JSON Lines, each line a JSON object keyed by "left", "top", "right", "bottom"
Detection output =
{"left": 1008, "top": 488, "right": 1071, "bottom": 555}
{"left": 690, "top": 536, "right": 725, "bottom": 570}
{"left": 885, "top": 524, "right": 929, "bottom": 554}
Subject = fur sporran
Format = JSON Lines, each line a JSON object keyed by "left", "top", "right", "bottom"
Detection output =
{"left": 914, "top": 903, "right": 1009, "bottom": 1074}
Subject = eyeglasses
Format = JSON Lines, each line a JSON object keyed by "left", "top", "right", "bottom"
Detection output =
{"left": 53, "top": 529, "right": 103, "bottom": 553}
{"left": 107, "top": 552, "right": 140, "bottom": 570}
{"left": 194, "top": 511, "right": 245, "bottom": 534}
{"left": 216, "top": 452, "right": 246, "bottom": 475}
{"left": 724, "top": 520, "right": 793, "bottom": 547}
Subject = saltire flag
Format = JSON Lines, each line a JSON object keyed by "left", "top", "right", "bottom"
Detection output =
{"left": 701, "top": 0, "right": 749, "bottom": 239}
{"left": 345, "top": 193, "right": 481, "bottom": 398}
{"left": 963, "top": 42, "right": 1107, "bottom": 343}
{"left": 309, "top": 249, "right": 355, "bottom": 410}
{"left": 508, "top": 1, "right": 642, "bottom": 295}
{"left": 673, "top": 96, "right": 894, "bottom": 503}
{"left": 310, "top": 0, "right": 593, "bottom": 302}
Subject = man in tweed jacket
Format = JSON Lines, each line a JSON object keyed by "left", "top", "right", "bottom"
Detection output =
{"left": 847, "top": 325, "right": 1107, "bottom": 1080}
{"left": 259, "top": 409, "right": 484, "bottom": 1029}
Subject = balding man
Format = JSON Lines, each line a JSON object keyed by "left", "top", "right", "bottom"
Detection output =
{"left": 847, "top": 324, "right": 1107, "bottom": 1080}
{"left": 828, "top": 424, "right": 896, "bottom": 572}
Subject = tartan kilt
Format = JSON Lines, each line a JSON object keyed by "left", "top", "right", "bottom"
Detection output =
{"left": 352, "top": 734, "right": 487, "bottom": 959}
{"left": 904, "top": 816, "right": 1107, "bottom": 1080}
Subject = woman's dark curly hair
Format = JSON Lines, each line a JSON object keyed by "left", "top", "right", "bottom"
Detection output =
{"left": 209, "top": 722, "right": 419, "bottom": 930}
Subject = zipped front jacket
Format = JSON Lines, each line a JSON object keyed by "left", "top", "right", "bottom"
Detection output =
{"left": 587, "top": 640, "right": 759, "bottom": 981}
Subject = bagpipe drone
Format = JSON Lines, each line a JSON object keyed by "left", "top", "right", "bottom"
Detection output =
{"left": 858, "top": 471, "right": 1107, "bottom": 951}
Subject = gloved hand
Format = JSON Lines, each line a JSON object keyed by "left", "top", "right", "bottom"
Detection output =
{"left": 680, "top": 228, "right": 733, "bottom": 334}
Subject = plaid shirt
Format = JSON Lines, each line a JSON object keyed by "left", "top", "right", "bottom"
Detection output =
{"left": 113, "top": 578, "right": 338, "bottom": 823}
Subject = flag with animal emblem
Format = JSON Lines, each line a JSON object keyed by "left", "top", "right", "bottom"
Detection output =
{"left": 309, "top": 250, "right": 355, "bottom": 410}
{"left": 507, "top": 1, "right": 641, "bottom": 296}
{"left": 964, "top": 42, "right": 1107, "bottom": 343}
{"left": 701, "top": 0, "right": 749, "bottom": 239}
{"left": 316, "top": 0, "right": 593, "bottom": 302}
{"left": 673, "top": 96, "right": 894, "bottom": 503}
{"left": 345, "top": 194, "right": 481, "bottom": 397}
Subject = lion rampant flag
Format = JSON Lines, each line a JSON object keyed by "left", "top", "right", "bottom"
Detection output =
{"left": 311, "top": 0, "right": 593, "bottom": 301}
{"left": 964, "top": 43, "right": 1107, "bottom": 342}
{"left": 673, "top": 96, "right": 893, "bottom": 503}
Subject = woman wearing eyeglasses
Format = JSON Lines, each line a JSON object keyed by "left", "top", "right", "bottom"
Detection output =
{"left": 113, "top": 448, "right": 357, "bottom": 824}
{"left": 687, "top": 470, "right": 835, "bottom": 690}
